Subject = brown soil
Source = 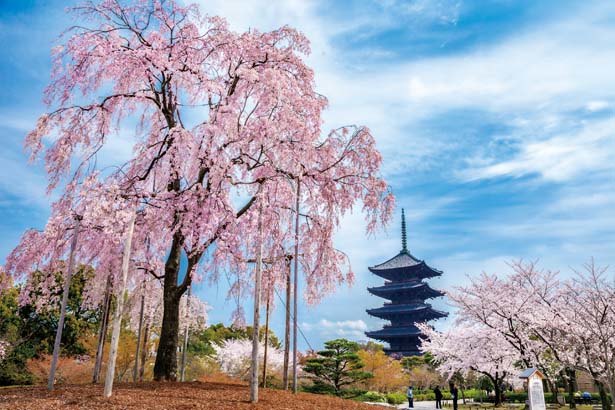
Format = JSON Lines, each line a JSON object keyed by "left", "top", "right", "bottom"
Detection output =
{"left": 0, "top": 379, "right": 378, "bottom": 410}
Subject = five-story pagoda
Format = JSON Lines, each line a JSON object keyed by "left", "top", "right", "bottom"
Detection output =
{"left": 365, "top": 209, "right": 447, "bottom": 356}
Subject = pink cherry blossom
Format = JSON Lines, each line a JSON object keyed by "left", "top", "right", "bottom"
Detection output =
{"left": 5, "top": 0, "right": 393, "bottom": 381}
{"left": 214, "top": 338, "right": 284, "bottom": 380}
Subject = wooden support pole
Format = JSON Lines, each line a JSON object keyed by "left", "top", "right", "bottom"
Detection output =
{"left": 261, "top": 286, "right": 271, "bottom": 388}
{"left": 292, "top": 180, "right": 300, "bottom": 393}
{"left": 48, "top": 215, "right": 81, "bottom": 391}
{"left": 180, "top": 286, "right": 191, "bottom": 382}
{"left": 93, "top": 275, "right": 112, "bottom": 383}
{"left": 250, "top": 205, "right": 263, "bottom": 403}
{"left": 132, "top": 280, "right": 146, "bottom": 383}
{"left": 283, "top": 258, "right": 291, "bottom": 390}
{"left": 104, "top": 211, "right": 137, "bottom": 398}
{"left": 139, "top": 322, "right": 149, "bottom": 382}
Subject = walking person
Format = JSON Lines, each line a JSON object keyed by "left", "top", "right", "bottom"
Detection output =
{"left": 407, "top": 385, "right": 414, "bottom": 409}
{"left": 434, "top": 386, "right": 443, "bottom": 409}
{"left": 451, "top": 383, "right": 459, "bottom": 410}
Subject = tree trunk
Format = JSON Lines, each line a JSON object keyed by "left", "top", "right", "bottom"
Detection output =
{"left": 104, "top": 211, "right": 136, "bottom": 398}
{"left": 597, "top": 381, "right": 610, "bottom": 410}
{"left": 493, "top": 377, "right": 502, "bottom": 407}
{"left": 546, "top": 378, "right": 558, "bottom": 404}
{"left": 250, "top": 205, "right": 263, "bottom": 403}
{"left": 154, "top": 285, "right": 182, "bottom": 381}
{"left": 153, "top": 231, "right": 184, "bottom": 381}
{"left": 567, "top": 368, "right": 577, "bottom": 409}
{"left": 608, "top": 379, "right": 615, "bottom": 410}
{"left": 48, "top": 216, "right": 81, "bottom": 391}
{"left": 93, "top": 276, "right": 112, "bottom": 383}
{"left": 283, "top": 258, "right": 291, "bottom": 390}
{"left": 139, "top": 322, "right": 149, "bottom": 382}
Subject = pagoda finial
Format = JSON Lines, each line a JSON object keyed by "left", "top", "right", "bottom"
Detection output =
{"left": 401, "top": 208, "right": 408, "bottom": 253}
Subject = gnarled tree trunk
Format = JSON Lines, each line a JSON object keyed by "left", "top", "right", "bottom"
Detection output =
{"left": 566, "top": 368, "right": 577, "bottom": 409}
{"left": 153, "top": 232, "right": 185, "bottom": 381}
{"left": 597, "top": 381, "right": 610, "bottom": 410}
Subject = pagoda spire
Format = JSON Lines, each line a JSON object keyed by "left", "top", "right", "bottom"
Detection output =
{"left": 401, "top": 208, "right": 408, "bottom": 253}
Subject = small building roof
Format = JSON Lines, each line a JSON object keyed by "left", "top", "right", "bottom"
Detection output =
{"left": 519, "top": 368, "right": 545, "bottom": 379}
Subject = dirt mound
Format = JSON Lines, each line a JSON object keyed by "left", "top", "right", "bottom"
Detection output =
{"left": 0, "top": 380, "right": 378, "bottom": 409}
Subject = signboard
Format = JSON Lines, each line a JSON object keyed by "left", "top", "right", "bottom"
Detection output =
{"left": 528, "top": 375, "right": 546, "bottom": 410}
{"left": 520, "top": 368, "right": 546, "bottom": 410}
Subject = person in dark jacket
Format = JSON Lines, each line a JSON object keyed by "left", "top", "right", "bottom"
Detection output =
{"left": 434, "top": 386, "right": 443, "bottom": 409}
{"left": 450, "top": 383, "right": 459, "bottom": 410}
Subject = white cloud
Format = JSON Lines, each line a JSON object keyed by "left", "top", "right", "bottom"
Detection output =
{"left": 301, "top": 318, "right": 369, "bottom": 339}
{"left": 459, "top": 117, "right": 615, "bottom": 182}
{"left": 586, "top": 100, "right": 610, "bottom": 112}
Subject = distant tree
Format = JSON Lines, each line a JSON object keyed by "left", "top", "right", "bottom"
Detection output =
{"left": 401, "top": 355, "right": 426, "bottom": 371}
{"left": 188, "top": 323, "right": 280, "bottom": 357}
{"left": 213, "top": 338, "right": 283, "bottom": 381}
{"left": 418, "top": 323, "right": 518, "bottom": 406}
{"left": 303, "top": 339, "right": 372, "bottom": 396}
{"left": 358, "top": 347, "right": 406, "bottom": 393}
{"left": 0, "top": 266, "right": 100, "bottom": 386}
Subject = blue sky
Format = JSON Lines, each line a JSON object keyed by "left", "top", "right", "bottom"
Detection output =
{"left": 2, "top": 0, "right": 615, "bottom": 351}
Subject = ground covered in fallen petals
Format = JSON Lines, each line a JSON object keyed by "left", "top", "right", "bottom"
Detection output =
{"left": 0, "top": 380, "right": 378, "bottom": 410}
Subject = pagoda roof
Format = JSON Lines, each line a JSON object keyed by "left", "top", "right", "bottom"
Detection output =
{"left": 368, "top": 209, "right": 443, "bottom": 280}
{"left": 368, "top": 281, "right": 445, "bottom": 299}
{"left": 368, "top": 257, "right": 443, "bottom": 281}
{"left": 369, "top": 250, "right": 422, "bottom": 271}
{"left": 366, "top": 303, "right": 447, "bottom": 320}
{"left": 365, "top": 325, "right": 422, "bottom": 339}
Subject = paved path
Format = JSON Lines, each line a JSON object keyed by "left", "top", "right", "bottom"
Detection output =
{"left": 365, "top": 400, "right": 445, "bottom": 409}
{"left": 397, "top": 400, "right": 440, "bottom": 409}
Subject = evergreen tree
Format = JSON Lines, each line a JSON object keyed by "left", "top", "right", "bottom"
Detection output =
{"left": 303, "top": 339, "right": 372, "bottom": 396}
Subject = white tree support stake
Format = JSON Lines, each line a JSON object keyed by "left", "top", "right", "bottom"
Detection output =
{"left": 132, "top": 279, "right": 146, "bottom": 383}
{"left": 48, "top": 215, "right": 81, "bottom": 391}
{"left": 250, "top": 205, "right": 264, "bottom": 403}
{"left": 104, "top": 211, "right": 137, "bottom": 398}
{"left": 180, "top": 285, "right": 191, "bottom": 382}
{"left": 292, "top": 179, "right": 301, "bottom": 393}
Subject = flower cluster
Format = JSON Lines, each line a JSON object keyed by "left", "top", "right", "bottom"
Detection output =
{"left": 213, "top": 338, "right": 284, "bottom": 380}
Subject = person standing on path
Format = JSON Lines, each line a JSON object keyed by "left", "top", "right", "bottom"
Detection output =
{"left": 434, "top": 386, "right": 443, "bottom": 409}
{"left": 407, "top": 385, "right": 414, "bottom": 409}
{"left": 450, "top": 383, "right": 459, "bottom": 410}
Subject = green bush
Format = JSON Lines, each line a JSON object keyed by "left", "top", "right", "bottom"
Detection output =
{"left": 360, "top": 391, "right": 387, "bottom": 402}
{"left": 415, "top": 393, "right": 435, "bottom": 401}
{"left": 302, "top": 381, "right": 336, "bottom": 395}
{"left": 387, "top": 392, "right": 407, "bottom": 405}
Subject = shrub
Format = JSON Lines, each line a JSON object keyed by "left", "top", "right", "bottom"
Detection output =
{"left": 361, "top": 391, "right": 387, "bottom": 402}
{"left": 387, "top": 392, "right": 407, "bottom": 405}
{"left": 302, "top": 381, "right": 336, "bottom": 395}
